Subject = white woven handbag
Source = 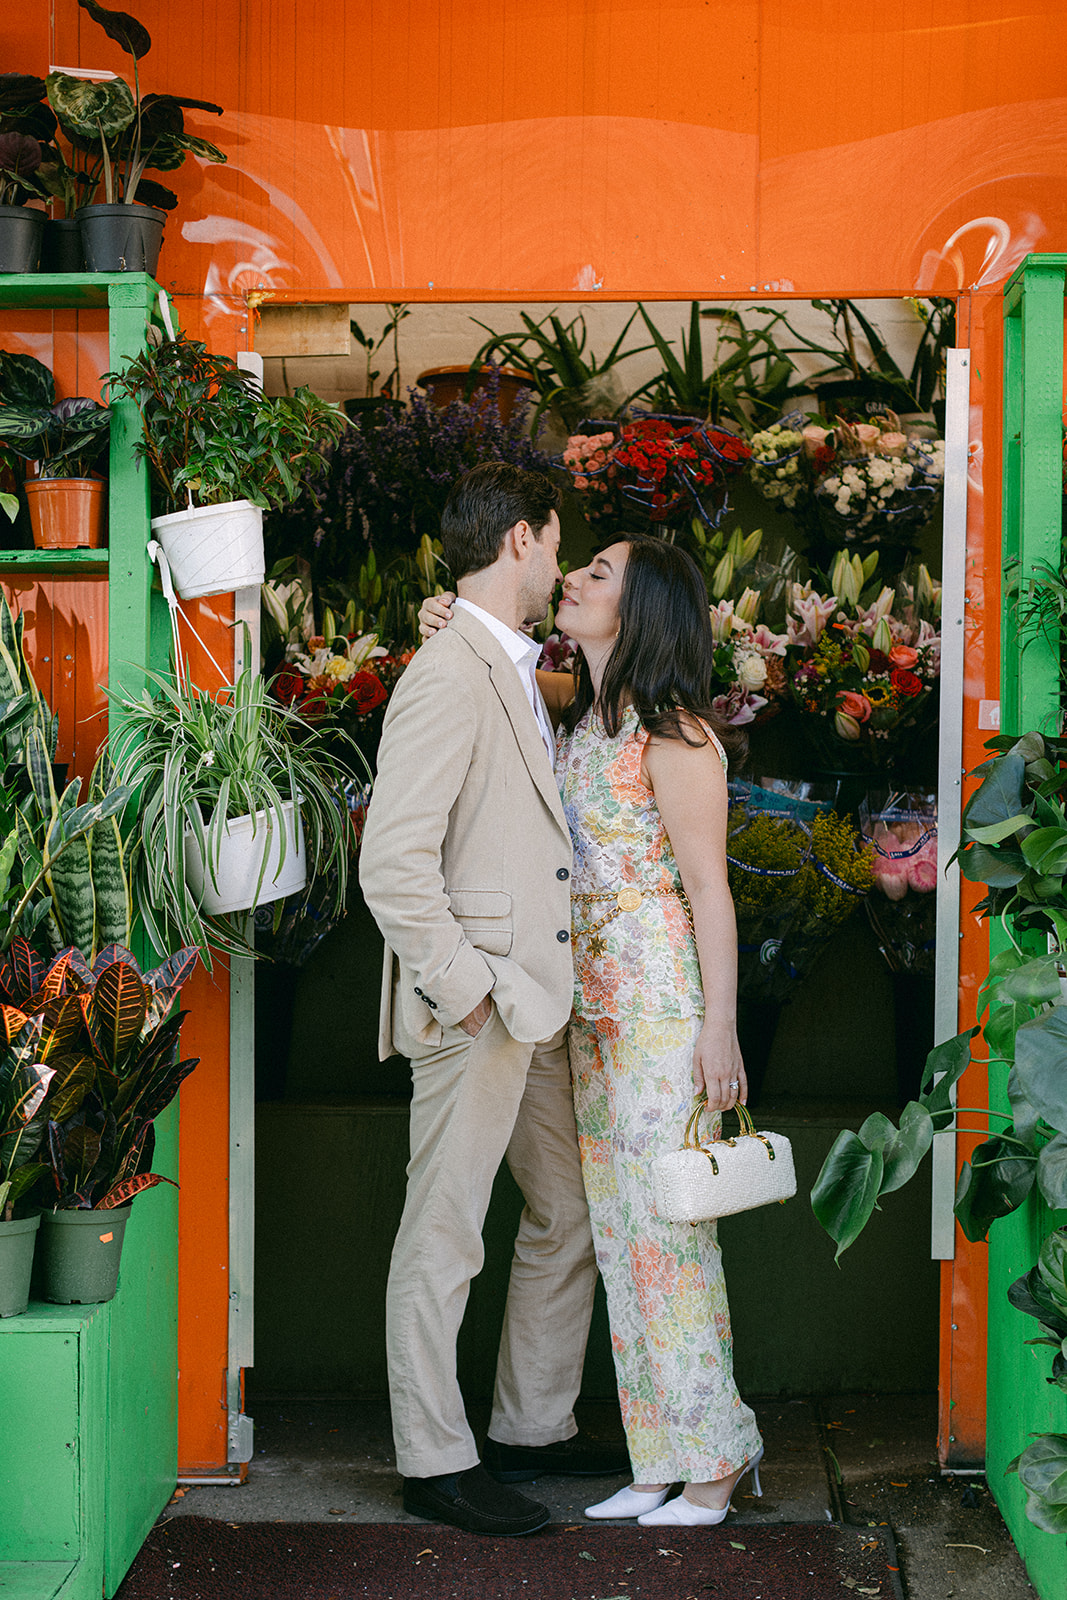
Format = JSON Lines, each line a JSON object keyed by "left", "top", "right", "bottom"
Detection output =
{"left": 652, "top": 1096, "right": 797, "bottom": 1223}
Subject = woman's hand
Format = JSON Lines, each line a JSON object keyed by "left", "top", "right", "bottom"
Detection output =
{"left": 693, "top": 1017, "right": 747, "bottom": 1110}
{"left": 418, "top": 590, "right": 456, "bottom": 640}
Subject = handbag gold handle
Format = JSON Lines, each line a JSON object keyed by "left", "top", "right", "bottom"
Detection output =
{"left": 683, "top": 1094, "right": 776, "bottom": 1162}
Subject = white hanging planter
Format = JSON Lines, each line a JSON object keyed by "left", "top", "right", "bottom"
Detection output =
{"left": 150, "top": 498, "right": 265, "bottom": 600}
{"left": 184, "top": 799, "right": 307, "bottom": 916}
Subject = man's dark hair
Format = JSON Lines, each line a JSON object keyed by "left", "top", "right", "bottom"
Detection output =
{"left": 441, "top": 462, "right": 562, "bottom": 581}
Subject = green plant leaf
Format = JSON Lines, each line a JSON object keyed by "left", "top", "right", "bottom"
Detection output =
{"left": 962, "top": 750, "right": 1027, "bottom": 829}
{"left": 810, "top": 1130, "right": 885, "bottom": 1261}
{"left": 968, "top": 812, "right": 1034, "bottom": 846}
{"left": 47, "top": 70, "right": 136, "bottom": 143}
{"left": 954, "top": 1135, "right": 1037, "bottom": 1242}
{"left": 988, "top": 954, "right": 1064, "bottom": 1008}
{"left": 1037, "top": 1135, "right": 1067, "bottom": 1211}
{"left": 1037, "top": 1227, "right": 1067, "bottom": 1321}
{"left": 77, "top": 0, "right": 152, "bottom": 58}
{"left": 919, "top": 1027, "right": 977, "bottom": 1127}
{"left": 1020, "top": 825, "right": 1067, "bottom": 876}
{"left": 88, "top": 958, "right": 148, "bottom": 1068}
{"left": 879, "top": 1100, "right": 935, "bottom": 1195}
{"left": 1014, "top": 1006, "right": 1067, "bottom": 1133}
{"left": 1007, "top": 1434, "right": 1067, "bottom": 1536}
{"left": 957, "top": 840, "right": 1027, "bottom": 887}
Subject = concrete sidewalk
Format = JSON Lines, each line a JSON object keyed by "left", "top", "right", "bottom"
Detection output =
{"left": 163, "top": 1391, "right": 1036, "bottom": 1599}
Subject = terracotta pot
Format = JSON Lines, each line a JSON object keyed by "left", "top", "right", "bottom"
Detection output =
{"left": 416, "top": 365, "right": 534, "bottom": 421}
{"left": 24, "top": 478, "right": 107, "bottom": 549}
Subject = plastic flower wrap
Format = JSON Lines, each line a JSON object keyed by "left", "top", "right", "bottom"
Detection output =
{"left": 860, "top": 792, "right": 937, "bottom": 977}
{"left": 747, "top": 410, "right": 945, "bottom": 551}
{"left": 560, "top": 414, "right": 751, "bottom": 537}
{"left": 726, "top": 785, "right": 873, "bottom": 1001}
{"left": 708, "top": 588, "right": 790, "bottom": 725}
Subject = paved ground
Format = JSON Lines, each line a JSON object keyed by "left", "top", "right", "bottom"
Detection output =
{"left": 163, "top": 1390, "right": 1037, "bottom": 1599}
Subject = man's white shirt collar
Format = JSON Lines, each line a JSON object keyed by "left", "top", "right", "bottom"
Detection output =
{"left": 454, "top": 598, "right": 555, "bottom": 759}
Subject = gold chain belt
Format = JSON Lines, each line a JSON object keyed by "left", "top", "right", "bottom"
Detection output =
{"left": 572, "top": 884, "right": 693, "bottom": 942}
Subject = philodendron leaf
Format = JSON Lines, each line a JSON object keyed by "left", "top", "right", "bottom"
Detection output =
{"left": 810, "top": 1130, "right": 885, "bottom": 1262}
{"left": 1037, "top": 1227, "right": 1067, "bottom": 1321}
{"left": 962, "top": 750, "right": 1027, "bottom": 830}
{"left": 954, "top": 1135, "right": 1037, "bottom": 1242}
{"left": 984, "top": 1002, "right": 1033, "bottom": 1066}
{"left": 919, "top": 1027, "right": 978, "bottom": 1128}
{"left": 967, "top": 812, "right": 1034, "bottom": 846}
{"left": 956, "top": 840, "right": 1027, "bottom": 887}
{"left": 990, "top": 953, "right": 1064, "bottom": 1008}
{"left": 1038, "top": 1135, "right": 1067, "bottom": 1212}
{"left": 1007, "top": 1435, "right": 1067, "bottom": 1536}
{"left": 1014, "top": 1006, "right": 1067, "bottom": 1132}
{"left": 879, "top": 1100, "right": 935, "bottom": 1194}
{"left": 1007, "top": 1066, "right": 1042, "bottom": 1147}
{"left": 1020, "top": 825, "right": 1067, "bottom": 877}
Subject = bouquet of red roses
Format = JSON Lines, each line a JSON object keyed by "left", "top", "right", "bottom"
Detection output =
{"left": 561, "top": 414, "right": 751, "bottom": 537}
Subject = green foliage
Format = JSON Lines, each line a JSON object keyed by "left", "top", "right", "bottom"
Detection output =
{"left": 349, "top": 304, "right": 410, "bottom": 399}
{"left": 0, "top": 938, "right": 199, "bottom": 1210}
{"left": 106, "top": 640, "right": 371, "bottom": 968}
{"left": 811, "top": 730, "right": 1067, "bottom": 1536}
{"left": 106, "top": 330, "right": 348, "bottom": 516}
{"left": 0, "top": 394, "right": 110, "bottom": 479}
{"left": 44, "top": 1, "right": 226, "bottom": 209}
{"left": 471, "top": 307, "right": 650, "bottom": 433}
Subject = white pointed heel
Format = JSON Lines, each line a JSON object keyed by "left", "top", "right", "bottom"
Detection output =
{"left": 585, "top": 1484, "right": 671, "bottom": 1520}
{"left": 636, "top": 1449, "right": 765, "bottom": 1528}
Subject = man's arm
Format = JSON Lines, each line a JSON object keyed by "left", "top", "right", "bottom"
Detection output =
{"left": 358, "top": 649, "right": 496, "bottom": 1030}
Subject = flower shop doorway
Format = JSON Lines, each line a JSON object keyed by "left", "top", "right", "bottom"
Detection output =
{"left": 208, "top": 293, "right": 982, "bottom": 1485}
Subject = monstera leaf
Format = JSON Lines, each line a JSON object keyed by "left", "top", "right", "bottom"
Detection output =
{"left": 47, "top": 72, "right": 135, "bottom": 145}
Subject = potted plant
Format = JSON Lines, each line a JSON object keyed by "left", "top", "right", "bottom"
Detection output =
{"left": 0, "top": 350, "right": 110, "bottom": 549}
{"left": 106, "top": 329, "right": 348, "bottom": 597}
{"left": 0, "top": 130, "right": 46, "bottom": 273}
{"left": 44, "top": 0, "right": 227, "bottom": 275}
{"left": 106, "top": 639, "right": 368, "bottom": 970}
{"left": 0, "top": 938, "right": 199, "bottom": 1304}
{"left": 0, "top": 74, "right": 87, "bottom": 271}
{"left": 0, "top": 1021, "right": 51, "bottom": 1317}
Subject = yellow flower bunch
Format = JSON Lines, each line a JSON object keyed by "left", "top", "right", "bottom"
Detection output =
{"left": 794, "top": 811, "right": 874, "bottom": 925}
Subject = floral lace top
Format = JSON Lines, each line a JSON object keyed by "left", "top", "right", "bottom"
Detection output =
{"left": 556, "top": 706, "right": 727, "bottom": 1023}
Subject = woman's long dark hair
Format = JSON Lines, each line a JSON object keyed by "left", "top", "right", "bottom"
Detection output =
{"left": 561, "top": 533, "right": 746, "bottom": 764}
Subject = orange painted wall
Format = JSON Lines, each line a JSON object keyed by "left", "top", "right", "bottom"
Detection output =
{"left": 11, "top": 0, "right": 1067, "bottom": 1471}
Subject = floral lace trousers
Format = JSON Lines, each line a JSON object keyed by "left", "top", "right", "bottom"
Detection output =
{"left": 570, "top": 1011, "right": 763, "bottom": 1483}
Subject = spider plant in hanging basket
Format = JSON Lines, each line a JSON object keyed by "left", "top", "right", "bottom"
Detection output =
{"left": 106, "top": 645, "right": 371, "bottom": 969}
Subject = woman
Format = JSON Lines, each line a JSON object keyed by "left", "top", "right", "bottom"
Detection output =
{"left": 419, "top": 534, "right": 763, "bottom": 1527}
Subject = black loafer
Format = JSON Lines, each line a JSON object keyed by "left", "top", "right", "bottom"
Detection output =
{"left": 402, "top": 1463, "right": 550, "bottom": 1536}
{"left": 483, "top": 1430, "right": 631, "bottom": 1483}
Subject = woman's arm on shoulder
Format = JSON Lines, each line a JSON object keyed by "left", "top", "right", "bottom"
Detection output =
{"left": 536, "top": 669, "right": 575, "bottom": 726}
{"left": 642, "top": 727, "right": 745, "bottom": 1111}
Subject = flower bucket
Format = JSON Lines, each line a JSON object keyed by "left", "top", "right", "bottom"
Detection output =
{"left": 25, "top": 478, "right": 106, "bottom": 549}
{"left": 0, "top": 1214, "right": 40, "bottom": 1318}
{"left": 0, "top": 204, "right": 44, "bottom": 273}
{"left": 37, "top": 1206, "right": 131, "bottom": 1305}
{"left": 150, "top": 498, "right": 265, "bottom": 599}
{"left": 76, "top": 202, "right": 166, "bottom": 274}
{"left": 184, "top": 799, "right": 307, "bottom": 916}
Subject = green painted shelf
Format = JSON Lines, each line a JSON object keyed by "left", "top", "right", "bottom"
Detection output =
{"left": 0, "top": 272, "right": 163, "bottom": 311}
{"left": 0, "top": 549, "right": 109, "bottom": 569}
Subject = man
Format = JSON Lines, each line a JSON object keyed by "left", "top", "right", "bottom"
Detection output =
{"left": 359, "top": 462, "right": 625, "bottom": 1537}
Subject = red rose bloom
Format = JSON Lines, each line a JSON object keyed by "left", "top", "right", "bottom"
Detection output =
{"left": 271, "top": 668, "right": 303, "bottom": 707}
{"left": 891, "top": 669, "right": 922, "bottom": 698}
{"left": 346, "top": 670, "right": 388, "bottom": 713}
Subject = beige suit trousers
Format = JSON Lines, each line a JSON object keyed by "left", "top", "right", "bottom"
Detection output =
{"left": 387, "top": 1006, "right": 598, "bottom": 1479}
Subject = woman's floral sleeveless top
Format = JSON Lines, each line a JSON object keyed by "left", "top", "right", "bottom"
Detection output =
{"left": 555, "top": 705, "right": 726, "bottom": 1023}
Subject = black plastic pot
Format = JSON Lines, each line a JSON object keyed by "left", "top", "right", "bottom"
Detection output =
{"left": 0, "top": 204, "right": 44, "bottom": 273}
{"left": 76, "top": 203, "right": 166, "bottom": 274}
{"left": 40, "top": 217, "right": 85, "bottom": 274}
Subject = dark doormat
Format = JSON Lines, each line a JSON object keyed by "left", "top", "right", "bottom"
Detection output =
{"left": 115, "top": 1517, "right": 904, "bottom": 1599}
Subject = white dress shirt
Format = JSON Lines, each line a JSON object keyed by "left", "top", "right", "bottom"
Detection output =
{"left": 454, "top": 598, "right": 556, "bottom": 761}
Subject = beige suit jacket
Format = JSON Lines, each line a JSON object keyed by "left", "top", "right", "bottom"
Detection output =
{"left": 358, "top": 606, "right": 574, "bottom": 1060}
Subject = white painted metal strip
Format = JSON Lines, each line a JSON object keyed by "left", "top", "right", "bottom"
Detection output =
{"left": 931, "top": 348, "right": 971, "bottom": 1260}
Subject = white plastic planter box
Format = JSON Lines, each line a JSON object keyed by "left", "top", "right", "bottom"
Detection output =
{"left": 150, "top": 498, "right": 265, "bottom": 599}
{"left": 184, "top": 800, "right": 307, "bottom": 915}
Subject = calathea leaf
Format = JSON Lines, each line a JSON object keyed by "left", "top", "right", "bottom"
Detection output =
{"left": 46, "top": 72, "right": 135, "bottom": 144}
{"left": 77, "top": 0, "right": 152, "bottom": 59}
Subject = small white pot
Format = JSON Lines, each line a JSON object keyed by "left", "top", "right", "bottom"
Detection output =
{"left": 184, "top": 800, "right": 307, "bottom": 915}
{"left": 150, "top": 498, "right": 265, "bottom": 599}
